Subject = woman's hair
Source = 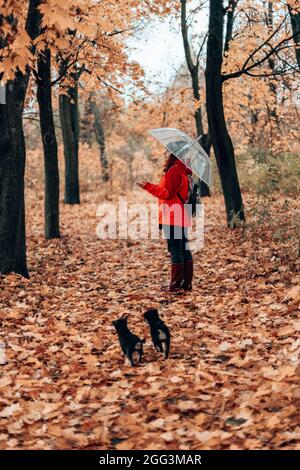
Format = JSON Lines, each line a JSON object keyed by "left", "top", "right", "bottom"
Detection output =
{"left": 163, "top": 153, "right": 178, "bottom": 173}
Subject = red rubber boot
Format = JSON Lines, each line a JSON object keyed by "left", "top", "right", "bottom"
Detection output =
{"left": 182, "top": 260, "right": 193, "bottom": 291}
{"left": 169, "top": 263, "right": 185, "bottom": 292}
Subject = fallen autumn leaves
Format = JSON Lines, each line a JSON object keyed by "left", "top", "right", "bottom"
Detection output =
{"left": 0, "top": 153, "right": 299, "bottom": 450}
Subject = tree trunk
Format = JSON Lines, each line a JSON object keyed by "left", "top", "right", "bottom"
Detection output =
{"left": 59, "top": 78, "right": 80, "bottom": 204}
{"left": 37, "top": 48, "right": 60, "bottom": 238}
{"left": 288, "top": 5, "right": 300, "bottom": 68}
{"left": 198, "top": 132, "right": 212, "bottom": 197}
{"left": 180, "top": 0, "right": 210, "bottom": 197}
{"left": 289, "top": 6, "right": 300, "bottom": 256}
{"left": 90, "top": 97, "right": 110, "bottom": 182}
{"left": 266, "top": 1, "right": 279, "bottom": 138}
{"left": 0, "top": 1, "right": 40, "bottom": 277}
{"left": 199, "top": 133, "right": 212, "bottom": 156}
{"left": 224, "top": 0, "right": 238, "bottom": 53}
{"left": 205, "top": 0, "right": 245, "bottom": 226}
{"left": 0, "top": 79, "right": 28, "bottom": 277}
{"left": 249, "top": 105, "right": 259, "bottom": 146}
{"left": 81, "top": 100, "right": 93, "bottom": 147}
{"left": 194, "top": 97, "right": 211, "bottom": 197}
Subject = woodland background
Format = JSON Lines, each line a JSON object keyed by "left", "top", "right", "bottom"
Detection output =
{"left": 0, "top": 0, "right": 299, "bottom": 450}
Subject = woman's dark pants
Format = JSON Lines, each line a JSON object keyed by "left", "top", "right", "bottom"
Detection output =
{"left": 162, "top": 225, "right": 193, "bottom": 291}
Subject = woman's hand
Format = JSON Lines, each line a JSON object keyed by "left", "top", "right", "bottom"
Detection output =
{"left": 136, "top": 181, "right": 148, "bottom": 189}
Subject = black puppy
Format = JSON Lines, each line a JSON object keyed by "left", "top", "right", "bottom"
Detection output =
{"left": 144, "top": 309, "right": 171, "bottom": 359}
{"left": 112, "top": 316, "right": 145, "bottom": 366}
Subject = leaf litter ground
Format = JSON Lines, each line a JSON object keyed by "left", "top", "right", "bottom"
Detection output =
{"left": 0, "top": 151, "right": 299, "bottom": 450}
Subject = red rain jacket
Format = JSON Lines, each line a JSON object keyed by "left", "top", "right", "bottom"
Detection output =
{"left": 143, "top": 160, "right": 192, "bottom": 227}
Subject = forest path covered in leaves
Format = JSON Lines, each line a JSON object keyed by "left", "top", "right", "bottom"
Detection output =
{"left": 0, "top": 156, "right": 299, "bottom": 450}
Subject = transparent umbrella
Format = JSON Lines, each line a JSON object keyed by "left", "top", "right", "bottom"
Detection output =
{"left": 148, "top": 127, "right": 212, "bottom": 187}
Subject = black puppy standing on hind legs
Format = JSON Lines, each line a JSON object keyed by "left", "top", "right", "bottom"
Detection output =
{"left": 144, "top": 309, "right": 171, "bottom": 359}
{"left": 112, "top": 316, "right": 145, "bottom": 366}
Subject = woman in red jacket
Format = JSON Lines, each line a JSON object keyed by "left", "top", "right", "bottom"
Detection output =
{"left": 137, "top": 152, "right": 193, "bottom": 292}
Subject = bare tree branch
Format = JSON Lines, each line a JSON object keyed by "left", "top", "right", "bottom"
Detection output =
{"left": 196, "top": 32, "right": 208, "bottom": 68}
{"left": 180, "top": 0, "right": 195, "bottom": 74}
{"left": 222, "top": 24, "right": 299, "bottom": 80}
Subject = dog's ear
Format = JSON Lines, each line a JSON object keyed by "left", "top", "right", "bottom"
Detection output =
{"left": 143, "top": 311, "right": 149, "bottom": 321}
{"left": 144, "top": 309, "right": 158, "bottom": 317}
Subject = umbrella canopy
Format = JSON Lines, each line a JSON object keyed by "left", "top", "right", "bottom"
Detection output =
{"left": 148, "top": 127, "right": 212, "bottom": 187}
